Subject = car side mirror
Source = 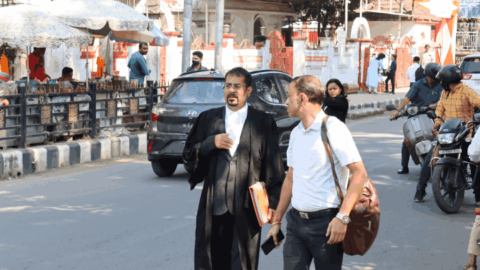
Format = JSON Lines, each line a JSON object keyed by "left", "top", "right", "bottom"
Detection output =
{"left": 475, "top": 112, "right": 480, "bottom": 122}
{"left": 386, "top": 104, "right": 397, "bottom": 111}
{"left": 427, "top": 111, "right": 436, "bottom": 120}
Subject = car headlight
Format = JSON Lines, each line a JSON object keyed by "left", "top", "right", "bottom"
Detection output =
{"left": 407, "top": 106, "right": 418, "bottom": 116}
{"left": 437, "top": 133, "right": 455, "bottom": 144}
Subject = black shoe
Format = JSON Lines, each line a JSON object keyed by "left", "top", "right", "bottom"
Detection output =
{"left": 398, "top": 168, "right": 409, "bottom": 174}
{"left": 414, "top": 189, "right": 427, "bottom": 202}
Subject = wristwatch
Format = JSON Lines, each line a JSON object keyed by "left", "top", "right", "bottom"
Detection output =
{"left": 336, "top": 213, "right": 351, "bottom": 225}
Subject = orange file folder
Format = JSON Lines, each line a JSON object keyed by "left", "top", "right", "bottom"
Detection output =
{"left": 249, "top": 182, "right": 270, "bottom": 227}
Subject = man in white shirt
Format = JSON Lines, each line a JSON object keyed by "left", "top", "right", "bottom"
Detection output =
{"left": 267, "top": 75, "right": 368, "bottom": 269}
{"left": 469, "top": 130, "right": 480, "bottom": 163}
{"left": 183, "top": 67, "right": 285, "bottom": 270}
{"left": 407, "top": 56, "right": 421, "bottom": 87}
{"left": 421, "top": 45, "right": 435, "bottom": 67}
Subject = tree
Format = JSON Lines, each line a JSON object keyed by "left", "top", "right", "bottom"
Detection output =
{"left": 286, "top": 0, "right": 361, "bottom": 42}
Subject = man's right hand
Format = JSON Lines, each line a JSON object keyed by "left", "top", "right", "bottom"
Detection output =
{"left": 433, "top": 123, "right": 441, "bottom": 130}
{"left": 215, "top": 133, "right": 234, "bottom": 149}
{"left": 267, "top": 224, "right": 283, "bottom": 248}
{"left": 390, "top": 111, "right": 399, "bottom": 121}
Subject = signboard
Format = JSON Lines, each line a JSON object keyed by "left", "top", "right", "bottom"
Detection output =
{"left": 460, "top": 0, "right": 480, "bottom": 18}
{"left": 412, "top": 47, "right": 418, "bottom": 58}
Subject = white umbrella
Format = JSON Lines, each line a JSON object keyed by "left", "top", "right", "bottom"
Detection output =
{"left": 0, "top": 4, "right": 94, "bottom": 86}
{"left": 0, "top": 4, "right": 93, "bottom": 48}
{"left": 43, "top": 0, "right": 154, "bottom": 32}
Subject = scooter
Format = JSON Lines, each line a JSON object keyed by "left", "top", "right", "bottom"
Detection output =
{"left": 386, "top": 104, "right": 436, "bottom": 165}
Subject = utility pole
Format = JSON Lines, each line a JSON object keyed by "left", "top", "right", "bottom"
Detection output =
{"left": 182, "top": 0, "right": 193, "bottom": 73}
{"left": 214, "top": 0, "right": 225, "bottom": 70}
{"left": 345, "top": 0, "right": 348, "bottom": 36}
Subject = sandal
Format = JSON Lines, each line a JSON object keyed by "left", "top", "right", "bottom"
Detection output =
{"left": 464, "top": 263, "right": 477, "bottom": 270}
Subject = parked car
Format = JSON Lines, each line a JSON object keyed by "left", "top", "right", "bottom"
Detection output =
{"left": 460, "top": 53, "right": 480, "bottom": 94}
{"left": 147, "top": 69, "right": 298, "bottom": 177}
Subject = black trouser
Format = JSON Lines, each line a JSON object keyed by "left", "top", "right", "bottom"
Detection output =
{"left": 385, "top": 75, "right": 395, "bottom": 93}
{"left": 211, "top": 212, "right": 241, "bottom": 270}
{"left": 401, "top": 140, "right": 410, "bottom": 169}
{"left": 284, "top": 208, "right": 344, "bottom": 270}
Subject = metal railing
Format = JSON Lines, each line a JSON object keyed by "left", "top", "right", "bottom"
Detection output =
{"left": 0, "top": 84, "right": 166, "bottom": 149}
{"left": 456, "top": 22, "right": 480, "bottom": 52}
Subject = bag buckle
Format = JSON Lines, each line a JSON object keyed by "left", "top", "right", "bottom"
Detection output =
{"left": 299, "top": 212, "right": 309, "bottom": 219}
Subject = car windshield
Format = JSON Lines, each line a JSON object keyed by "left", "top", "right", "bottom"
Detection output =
{"left": 461, "top": 57, "right": 480, "bottom": 74}
{"left": 164, "top": 80, "right": 226, "bottom": 104}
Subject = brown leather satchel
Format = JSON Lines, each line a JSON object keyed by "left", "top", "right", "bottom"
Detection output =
{"left": 321, "top": 116, "right": 380, "bottom": 256}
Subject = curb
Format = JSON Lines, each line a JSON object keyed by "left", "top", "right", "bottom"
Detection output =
{"left": 347, "top": 97, "right": 403, "bottom": 120}
{"left": 349, "top": 97, "right": 403, "bottom": 110}
{"left": 0, "top": 134, "right": 147, "bottom": 180}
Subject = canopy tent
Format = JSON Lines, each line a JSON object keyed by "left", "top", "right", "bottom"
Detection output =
{"left": 42, "top": 0, "right": 154, "bottom": 32}
{"left": 0, "top": 4, "right": 94, "bottom": 85}
{"left": 0, "top": 4, "right": 93, "bottom": 49}
{"left": 108, "top": 26, "right": 169, "bottom": 47}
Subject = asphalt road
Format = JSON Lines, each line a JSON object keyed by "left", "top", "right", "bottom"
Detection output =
{"left": 1, "top": 115, "right": 478, "bottom": 270}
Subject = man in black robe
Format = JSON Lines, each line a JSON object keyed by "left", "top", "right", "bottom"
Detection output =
{"left": 183, "top": 67, "right": 285, "bottom": 270}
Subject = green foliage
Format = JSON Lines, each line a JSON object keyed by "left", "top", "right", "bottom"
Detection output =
{"left": 286, "top": 0, "right": 361, "bottom": 38}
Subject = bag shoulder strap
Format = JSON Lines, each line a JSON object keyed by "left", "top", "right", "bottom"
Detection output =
{"left": 321, "top": 116, "right": 345, "bottom": 206}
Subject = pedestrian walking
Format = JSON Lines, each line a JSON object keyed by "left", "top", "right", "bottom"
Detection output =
{"left": 322, "top": 79, "right": 349, "bottom": 123}
{"left": 365, "top": 53, "right": 386, "bottom": 94}
{"left": 407, "top": 56, "right": 422, "bottom": 87}
{"left": 385, "top": 54, "right": 397, "bottom": 94}
{"left": 127, "top": 42, "right": 151, "bottom": 85}
{"left": 266, "top": 75, "right": 368, "bottom": 270}
{"left": 183, "top": 67, "right": 285, "bottom": 270}
{"left": 421, "top": 44, "right": 435, "bottom": 67}
{"left": 390, "top": 63, "right": 443, "bottom": 176}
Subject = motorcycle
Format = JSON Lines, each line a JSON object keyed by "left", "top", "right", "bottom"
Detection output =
{"left": 427, "top": 111, "right": 480, "bottom": 214}
{"left": 386, "top": 104, "right": 436, "bottom": 165}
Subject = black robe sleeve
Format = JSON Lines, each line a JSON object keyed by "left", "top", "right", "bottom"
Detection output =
{"left": 183, "top": 111, "right": 218, "bottom": 190}
{"left": 261, "top": 115, "right": 285, "bottom": 210}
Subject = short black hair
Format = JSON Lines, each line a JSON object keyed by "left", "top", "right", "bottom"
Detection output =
{"left": 193, "top": 51, "right": 203, "bottom": 59}
{"left": 225, "top": 67, "right": 252, "bottom": 88}
{"left": 139, "top": 42, "right": 148, "bottom": 49}
{"left": 425, "top": 44, "right": 430, "bottom": 48}
{"left": 62, "top": 67, "right": 73, "bottom": 76}
{"left": 377, "top": 53, "right": 386, "bottom": 60}
{"left": 392, "top": 54, "right": 397, "bottom": 59}
{"left": 414, "top": 56, "right": 420, "bottom": 62}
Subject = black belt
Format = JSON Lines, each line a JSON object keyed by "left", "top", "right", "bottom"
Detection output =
{"left": 292, "top": 207, "right": 338, "bottom": 220}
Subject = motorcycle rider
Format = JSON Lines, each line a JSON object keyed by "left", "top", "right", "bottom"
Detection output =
{"left": 415, "top": 65, "right": 480, "bottom": 203}
{"left": 390, "top": 63, "right": 443, "bottom": 175}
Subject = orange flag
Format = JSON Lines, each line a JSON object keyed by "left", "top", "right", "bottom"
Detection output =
{"left": 0, "top": 55, "right": 8, "bottom": 75}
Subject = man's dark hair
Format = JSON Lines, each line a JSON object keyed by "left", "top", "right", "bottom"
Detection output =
{"left": 139, "top": 42, "right": 148, "bottom": 49}
{"left": 392, "top": 54, "right": 397, "bottom": 60}
{"left": 62, "top": 67, "right": 73, "bottom": 76}
{"left": 414, "top": 56, "right": 420, "bottom": 62}
{"left": 425, "top": 44, "right": 430, "bottom": 48}
{"left": 376, "top": 53, "right": 386, "bottom": 60}
{"left": 225, "top": 67, "right": 252, "bottom": 88}
{"left": 292, "top": 75, "right": 325, "bottom": 106}
{"left": 193, "top": 51, "right": 203, "bottom": 59}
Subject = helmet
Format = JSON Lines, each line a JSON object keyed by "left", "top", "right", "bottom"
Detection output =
{"left": 435, "top": 65, "right": 463, "bottom": 91}
{"left": 424, "top": 63, "right": 442, "bottom": 81}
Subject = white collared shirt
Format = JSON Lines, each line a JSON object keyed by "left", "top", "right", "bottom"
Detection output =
{"left": 225, "top": 105, "right": 248, "bottom": 156}
{"left": 407, "top": 63, "right": 421, "bottom": 82}
{"left": 287, "top": 111, "right": 362, "bottom": 212}
{"left": 468, "top": 130, "right": 480, "bottom": 163}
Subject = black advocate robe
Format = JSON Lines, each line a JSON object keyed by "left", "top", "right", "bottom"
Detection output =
{"left": 183, "top": 106, "right": 285, "bottom": 270}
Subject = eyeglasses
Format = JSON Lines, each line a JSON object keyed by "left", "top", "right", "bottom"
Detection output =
{"left": 222, "top": 84, "right": 246, "bottom": 91}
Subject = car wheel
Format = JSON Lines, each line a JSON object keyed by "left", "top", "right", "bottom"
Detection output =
{"left": 151, "top": 160, "right": 177, "bottom": 177}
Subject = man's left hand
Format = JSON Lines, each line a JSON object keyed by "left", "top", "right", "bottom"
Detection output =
{"left": 326, "top": 217, "right": 347, "bottom": 245}
{"left": 267, "top": 208, "right": 276, "bottom": 224}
